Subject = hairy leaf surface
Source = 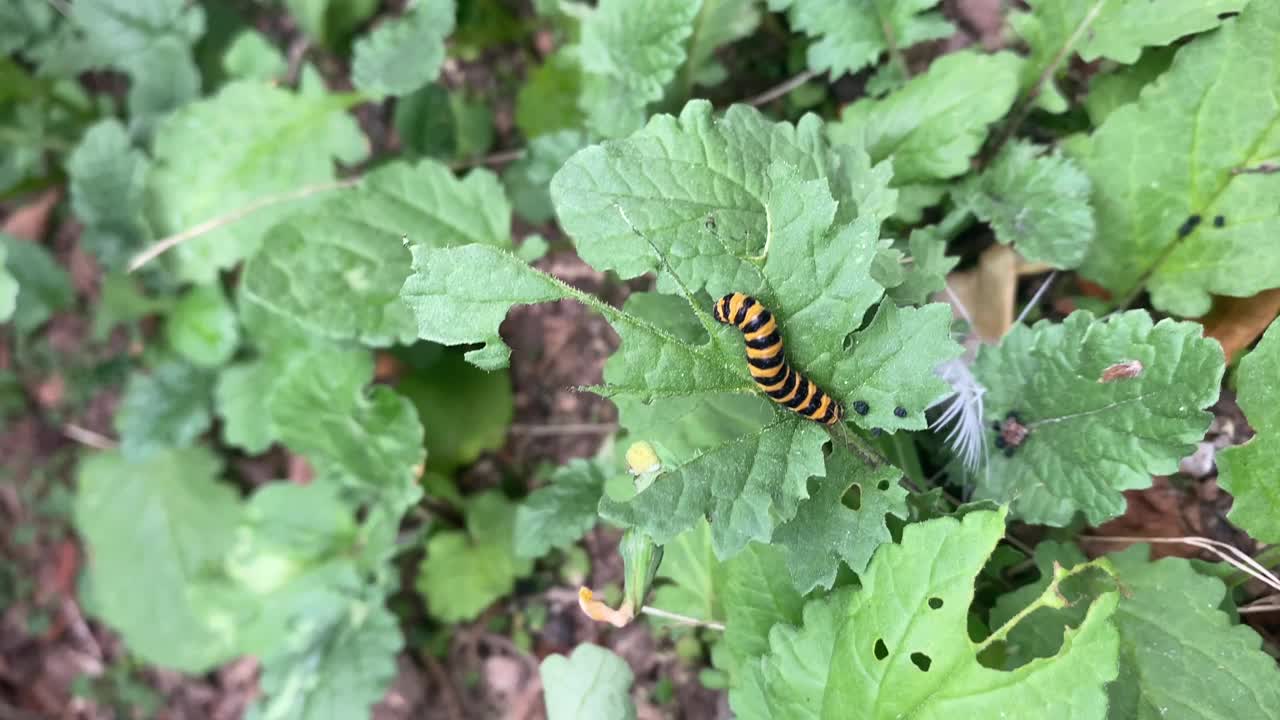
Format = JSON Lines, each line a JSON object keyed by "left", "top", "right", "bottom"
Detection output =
{"left": 972, "top": 311, "right": 1223, "bottom": 526}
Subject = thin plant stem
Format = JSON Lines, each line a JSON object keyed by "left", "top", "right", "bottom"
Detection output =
{"left": 641, "top": 605, "right": 726, "bottom": 631}
{"left": 745, "top": 69, "right": 820, "bottom": 107}
{"left": 975, "top": 556, "right": 1117, "bottom": 653}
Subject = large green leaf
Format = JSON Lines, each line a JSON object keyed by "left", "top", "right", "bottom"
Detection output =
{"left": 540, "top": 644, "right": 636, "bottom": 720}
{"left": 75, "top": 448, "right": 241, "bottom": 672}
{"left": 744, "top": 510, "right": 1120, "bottom": 719}
{"left": 148, "top": 81, "right": 368, "bottom": 283}
{"left": 66, "top": 119, "right": 152, "bottom": 270}
{"left": 1077, "top": 1, "right": 1280, "bottom": 316}
{"left": 267, "top": 347, "right": 424, "bottom": 508}
{"left": 351, "top": 0, "right": 455, "bottom": 97}
{"left": 1013, "top": 0, "right": 1248, "bottom": 112}
{"left": 955, "top": 140, "right": 1094, "bottom": 269}
{"left": 771, "top": 446, "right": 906, "bottom": 593}
{"left": 242, "top": 160, "right": 509, "bottom": 347}
{"left": 828, "top": 51, "right": 1021, "bottom": 186}
{"left": 994, "top": 543, "right": 1280, "bottom": 719}
{"left": 114, "top": 361, "right": 215, "bottom": 460}
{"left": 771, "top": 0, "right": 952, "bottom": 78}
{"left": 685, "top": 0, "right": 760, "bottom": 87}
{"left": 514, "top": 458, "right": 607, "bottom": 559}
{"left": 972, "top": 310, "right": 1223, "bottom": 526}
{"left": 214, "top": 356, "right": 287, "bottom": 454}
{"left": 720, "top": 541, "right": 803, "bottom": 677}
{"left": 417, "top": 491, "right": 533, "bottom": 622}
{"left": 573, "top": 0, "right": 700, "bottom": 137}
{"left": 1219, "top": 316, "right": 1280, "bottom": 543}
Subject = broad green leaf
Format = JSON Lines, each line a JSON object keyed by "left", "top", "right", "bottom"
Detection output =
{"left": 599, "top": 419, "right": 829, "bottom": 558}
{"left": 1219, "top": 316, "right": 1280, "bottom": 543}
{"left": 747, "top": 510, "right": 1120, "bottom": 719}
{"left": 268, "top": 347, "right": 425, "bottom": 506}
{"left": 126, "top": 36, "right": 202, "bottom": 127}
{"left": 399, "top": 348, "right": 512, "bottom": 474}
{"left": 242, "top": 160, "right": 509, "bottom": 346}
{"left": 250, "top": 594, "right": 401, "bottom": 720}
{"left": 505, "top": 130, "right": 589, "bottom": 224}
{"left": 828, "top": 51, "right": 1021, "bottom": 186}
{"left": 0, "top": 233, "right": 73, "bottom": 334}
{"left": 552, "top": 101, "right": 829, "bottom": 292}
{"left": 0, "top": 0, "right": 54, "bottom": 55}
{"left": 393, "top": 83, "right": 494, "bottom": 161}
{"left": 71, "top": 0, "right": 203, "bottom": 58}
{"left": 148, "top": 81, "right": 368, "bottom": 283}
{"left": 92, "top": 273, "right": 168, "bottom": 340}
{"left": 994, "top": 544, "right": 1280, "bottom": 719}
{"left": 574, "top": 0, "right": 700, "bottom": 138}
{"left": 651, "top": 519, "right": 726, "bottom": 625}
{"left": 166, "top": 284, "right": 240, "bottom": 368}
{"left": 1077, "top": 1, "right": 1280, "bottom": 316}
{"left": 66, "top": 119, "right": 152, "bottom": 270}
{"left": 972, "top": 310, "right": 1223, "bottom": 526}
{"left": 0, "top": 246, "right": 15, "bottom": 322}
{"left": 771, "top": 0, "right": 952, "bottom": 78}
{"left": 515, "top": 458, "right": 608, "bottom": 559}
{"left": 351, "top": 0, "right": 455, "bottom": 97}
{"left": 956, "top": 140, "right": 1094, "bottom": 269}
{"left": 540, "top": 644, "right": 636, "bottom": 720}
{"left": 735, "top": 588, "right": 847, "bottom": 720}
{"left": 771, "top": 446, "right": 906, "bottom": 593}
{"left": 720, "top": 541, "right": 803, "bottom": 676}
{"left": 114, "top": 361, "right": 215, "bottom": 460}
{"left": 515, "top": 49, "right": 584, "bottom": 138}
{"left": 1013, "top": 0, "right": 1247, "bottom": 112}
{"left": 214, "top": 358, "right": 284, "bottom": 454}
{"left": 75, "top": 448, "right": 241, "bottom": 672}
{"left": 417, "top": 491, "right": 533, "bottom": 622}
{"left": 685, "top": 0, "right": 761, "bottom": 87}
{"left": 222, "top": 30, "right": 287, "bottom": 81}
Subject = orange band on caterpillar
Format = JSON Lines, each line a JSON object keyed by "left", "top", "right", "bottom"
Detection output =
{"left": 713, "top": 293, "right": 844, "bottom": 426}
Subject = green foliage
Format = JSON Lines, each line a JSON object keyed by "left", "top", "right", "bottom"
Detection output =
{"left": 75, "top": 448, "right": 241, "bottom": 672}
{"left": 284, "top": 0, "right": 380, "bottom": 47}
{"left": 1, "top": 233, "right": 73, "bottom": 334}
{"left": 572, "top": 0, "right": 700, "bottom": 137}
{"left": 515, "top": 458, "right": 608, "bottom": 559}
{"left": 1219, "top": 316, "right": 1280, "bottom": 543}
{"left": 394, "top": 83, "right": 495, "bottom": 161}
{"left": 1013, "top": 0, "right": 1247, "bottom": 112}
{"left": 417, "top": 491, "right": 533, "bottom": 622}
{"left": 114, "top": 361, "right": 215, "bottom": 460}
{"left": 1077, "top": 0, "right": 1280, "bottom": 315}
{"left": 515, "top": 49, "right": 585, "bottom": 138}
{"left": 685, "top": 0, "right": 760, "bottom": 87}
{"left": 351, "top": 0, "right": 455, "bottom": 97}
{"left": 166, "top": 285, "right": 240, "bottom": 368}
{"left": 242, "top": 159, "right": 510, "bottom": 347}
{"left": 741, "top": 510, "right": 1120, "bottom": 718}
{"left": 651, "top": 519, "right": 726, "bottom": 624}
{"left": 972, "top": 310, "right": 1224, "bottom": 526}
{"left": 540, "top": 644, "right": 637, "bottom": 720}
{"left": 771, "top": 0, "right": 952, "bottom": 78}
{"left": 148, "top": 81, "right": 368, "bottom": 284}
{"left": 720, "top": 541, "right": 803, "bottom": 678}
{"left": 222, "top": 31, "right": 287, "bottom": 81}
{"left": 214, "top": 358, "right": 283, "bottom": 454}
{"left": 505, "top": 130, "right": 589, "bottom": 224}
{"left": 829, "top": 51, "right": 1021, "bottom": 186}
{"left": 956, "top": 140, "right": 1094, "bottom": 269}
{"left": 66, "top": 119, "right": 152, "bottom": 270}
{"left": 993, "top": 543, "right": 1280, "bottom": 719}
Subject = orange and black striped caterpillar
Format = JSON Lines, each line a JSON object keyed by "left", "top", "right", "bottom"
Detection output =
{"left": 713, "top": 292, "right": 845, "bottom": 426}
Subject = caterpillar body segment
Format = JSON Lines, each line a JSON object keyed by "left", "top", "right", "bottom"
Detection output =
{"left": 712, "top": 293, "right": 845, "bottom": 426}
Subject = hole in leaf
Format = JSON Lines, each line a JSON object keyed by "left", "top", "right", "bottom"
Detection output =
{"left": 877, "top": 479, "right": 891, "bottom": 491}
{"left": 873, "top": 639, "right": 889, "bottom": 660}
{"left": 910, "top": 652, "right": 932, "bottom": 672}
{"left": 847, "top": 483, "right": 862, "bottom": 510}
{"left": 928, "top": 597, "right": 943, "bottom": 610}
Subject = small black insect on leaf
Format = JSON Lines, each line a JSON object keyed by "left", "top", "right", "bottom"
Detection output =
{"left": 893, "top": 406, "right": 907, "bottom": 418}
{"left": 1177, "top": 214, "right": 1202, "bottom": 238}
{"left": 853, "top": 400, "right": 870, "bottom": 416}
{"left": 1213, "top": 215, "right": 1226, "bottom": 228}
